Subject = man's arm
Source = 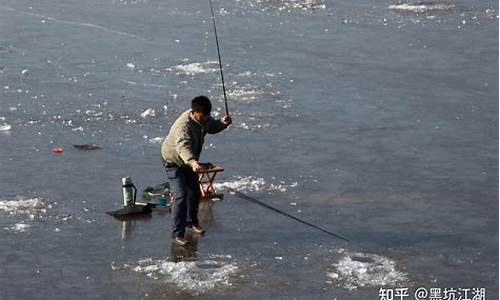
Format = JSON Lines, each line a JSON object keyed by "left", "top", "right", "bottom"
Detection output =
{"left": 175, "top": 127, "right": 206, "bottom": 172}
{"left": 207, "top": 115, "right": 232, "bottom": 134}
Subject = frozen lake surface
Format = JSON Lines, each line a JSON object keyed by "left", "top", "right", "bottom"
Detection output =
{"left": 0, "top": 0, "right": 498, "bottom": 299}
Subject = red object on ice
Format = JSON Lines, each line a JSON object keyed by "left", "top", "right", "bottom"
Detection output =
{"left": 52, "top": 147, "right": 64, "bottom": 155}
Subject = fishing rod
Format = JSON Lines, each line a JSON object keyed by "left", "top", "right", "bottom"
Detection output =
{"left": 229, "top": 188, "right": 373, "bottom": 252}
{"left": 208, "top": 0, "right": 229, "bottom": 116}
{"left": 228, "top": 188, "right": 352, "bottom": 243}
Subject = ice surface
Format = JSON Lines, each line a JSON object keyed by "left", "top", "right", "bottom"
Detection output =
{"left": 127, "top": 257, "right": 238, "bottom": 295}
{"left": 328, "top": 249, "right": 408, "bottom": 290}
{"left": 0, "top": 4, "right": 146, "bottom": 40}
{"left": 0, "top": 0, "right": 497, "bottom": 298}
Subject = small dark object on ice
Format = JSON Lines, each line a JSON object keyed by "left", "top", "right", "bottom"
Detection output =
{"left": 73, "top": 144, "right": 102, "bottom": 150}
{"left": 106, "top": 204, "right": 152, "bottom": 216}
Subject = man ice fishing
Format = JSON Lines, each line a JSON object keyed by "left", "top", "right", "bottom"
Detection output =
{"left": 161, "top": 96, "right": 232, "bottom": 246}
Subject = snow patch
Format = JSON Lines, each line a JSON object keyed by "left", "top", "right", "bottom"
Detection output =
{"left": 3, "top": 223, "right": 31, "bottom": 233}
{"left": 127, "top": 257, "right": 238, "bottom": 295}
{"left": 175, "top": 61, "right": 219, "bottom": 76}
{"left": 389, "top": 3, "right": 456, "bottom": 13}
{"left": 140, "top": 108, "right": 155, "bottom": 118}
{"left": 0, "top": 124, "right": 12, "bottom": 131}
{"left": 0, "top": 196, "right": 47, "bottom": 217}
{"left": 328, "top": 249, "right": 408, "bottom": 290}
{"left": 214, "top": 176, "right": 298, "bottom": 192}
{"left": 148, "top": 137, "right": 164, "bottom": 144}
{"left": 251, "top": 0, "right": 326, "bottom": 11}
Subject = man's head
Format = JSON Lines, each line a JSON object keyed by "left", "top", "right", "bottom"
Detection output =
{"left": 191, "top": 96, "right": 212, "bottom": 123}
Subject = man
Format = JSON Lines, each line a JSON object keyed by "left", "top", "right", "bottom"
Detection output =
{"left": 161, "top": 96, "right": 232, "bottom": 246}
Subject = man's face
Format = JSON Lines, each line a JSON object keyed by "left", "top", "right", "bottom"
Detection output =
{"left": 192, "top": 110, "right": 209, "bottom": 123}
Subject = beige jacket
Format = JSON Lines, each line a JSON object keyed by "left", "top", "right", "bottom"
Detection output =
{"left": 161, "top": 110, "right": 227, "bottom": 166}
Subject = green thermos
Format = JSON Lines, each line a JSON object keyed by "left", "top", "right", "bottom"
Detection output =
{"left": 122, "top": 177, "right": 137, "bottom": 207}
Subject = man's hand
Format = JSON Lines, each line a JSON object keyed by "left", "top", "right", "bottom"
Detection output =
{"left": 222, "top": 115, "right": 232, "bottom": 126}
{"left": 191, "top": 161, "right": 206, "bottom": 172}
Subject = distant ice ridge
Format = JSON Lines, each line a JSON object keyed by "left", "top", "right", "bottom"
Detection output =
{"left": 112, "top": 0, "right": 148, "bottom": 6}
{"left": 214, "top": 176, "right": 298, "bottom": 192}
{"left": 389, "top": 2, "right": 456, "bottom": 13}
{"left": 0, "top": 196, "right": 48, "bottom": 218}
{"left": 0, "top": 4, "right": 146, "bottom": 41}
{"left": 127, "top": 258, "right": 238, "bottom": 295}
{"left": 175, "top": 61, "right": 219, "bottom": 76}
{"left": 3, "top": 223, "right": 31, "bottom": 233}
{"left": 252, "top": 0, "right": 326, "bottom": 11}
{"left": 327, "top": 249, "right": 408, "bottom": 290}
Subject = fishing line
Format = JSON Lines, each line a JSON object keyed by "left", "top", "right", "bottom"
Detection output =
{"left": 208, "top": 0, "right": 229, "bottom": 116}
{"left": 229, "top": 188, "right": 373, "bottom": 252}
{"left": 228, "top": 188, "right": 352, "bottom": 243}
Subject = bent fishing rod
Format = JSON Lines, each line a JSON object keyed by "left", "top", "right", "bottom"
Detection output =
{"left": 208, "top": 0, "right": 229, "bottom": 116}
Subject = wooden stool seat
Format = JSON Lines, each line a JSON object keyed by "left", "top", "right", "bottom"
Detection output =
{"left": 196, "top": 166, "right": 224, "bottom": 200}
